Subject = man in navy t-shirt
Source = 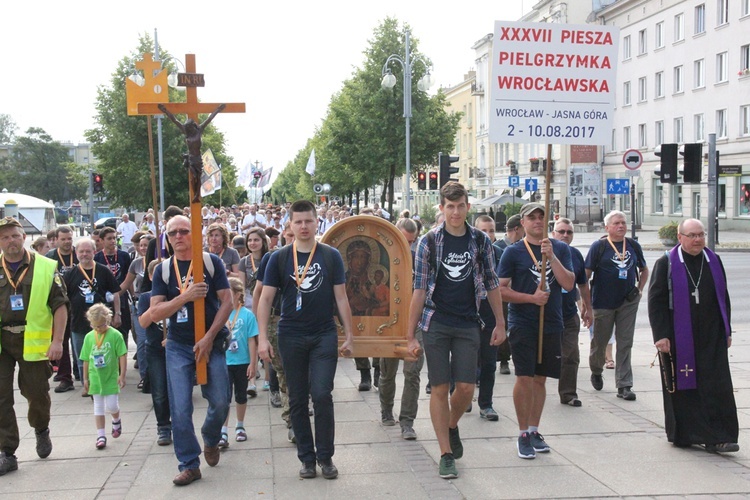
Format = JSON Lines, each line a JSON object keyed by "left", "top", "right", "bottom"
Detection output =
{"left": 149, "top": 215, "right": 232, "bottom": 486}
{"left": 94, "top": 227, "right": 132, "bottom": 346}
{"left": 498, "top": 202, "right": 574, "bottom": 460}
{"left": 585, "top": 210, "right": 648, "bottom": 401}
{"left": 256, "top": 200, "right": 354, "bottom": 480}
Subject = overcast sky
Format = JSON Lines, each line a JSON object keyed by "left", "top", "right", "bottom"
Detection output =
{"left": 2, "top": 0, "right": 528, "bottom": 182}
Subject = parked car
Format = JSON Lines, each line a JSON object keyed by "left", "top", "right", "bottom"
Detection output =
{"left": 88, "top": 216, "right": 121, "bottom": 233}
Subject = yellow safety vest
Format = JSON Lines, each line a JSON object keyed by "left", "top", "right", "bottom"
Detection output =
{"left": 0, "top": 254, "right": 56, "bottom": 361}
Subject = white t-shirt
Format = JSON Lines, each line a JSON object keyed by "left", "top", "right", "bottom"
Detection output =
{"left": 117, "top": 220, "right": 138, "bottom": 242}
{"left": 242, "top": 213, "right": 266, "bottom": 233}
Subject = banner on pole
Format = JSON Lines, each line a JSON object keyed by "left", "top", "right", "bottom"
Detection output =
{"left": 200, "top": 149, "right": 221, "bottom": 197}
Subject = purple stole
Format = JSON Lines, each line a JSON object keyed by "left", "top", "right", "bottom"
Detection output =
{"left": 669, "top": 246, "right": 730, "bottom": 390}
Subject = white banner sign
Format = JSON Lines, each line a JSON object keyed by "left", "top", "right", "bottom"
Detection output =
{"left": 489, "top": 21, "right": 619, "bottom": 146}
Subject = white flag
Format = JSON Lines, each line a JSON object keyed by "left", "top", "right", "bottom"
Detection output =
{"left": 305, "top": 149, "right": 316, "bottom": 176}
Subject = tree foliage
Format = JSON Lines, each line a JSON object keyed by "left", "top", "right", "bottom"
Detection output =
{"left": 0, "top": 114, "right": 17, "bottom": 144}
{"left": 85, "top": 34, "right": 238, "bottom": 210}
{"left": 269, "top": 18, "right": 460, "bottom": 213}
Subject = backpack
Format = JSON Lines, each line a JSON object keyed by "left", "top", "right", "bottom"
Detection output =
{"left": 160, "top": 252, "right": 215, "bottom": 285}
{"left": 589, "top": 236, "right": 645, "bottom": 285}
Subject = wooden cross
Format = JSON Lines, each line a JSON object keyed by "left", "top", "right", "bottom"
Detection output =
{"left": 139, "top": 54, "right": 245, "bottom": 385}
{"left": 680, "top": 364, "right": 694, "bottom": 377}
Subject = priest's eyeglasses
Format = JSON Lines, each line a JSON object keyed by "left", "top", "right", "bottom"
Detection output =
{"left": 679, "top": 232, "right": 706, "bottom": 240}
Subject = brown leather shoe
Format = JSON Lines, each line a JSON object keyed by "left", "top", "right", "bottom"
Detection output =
{"left": 173, "top": 468, "right": 201, "bottom": 486}
{"left": 204, "top": 445, "right": 220, "bottom": 467}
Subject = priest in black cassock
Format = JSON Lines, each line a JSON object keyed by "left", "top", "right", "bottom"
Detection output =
{"left": 648, "top": 218, "right": 738, "bottom": 453}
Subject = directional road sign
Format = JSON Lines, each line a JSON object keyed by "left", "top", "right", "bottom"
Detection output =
{"left": 525, "top": 178, "right": 538, "bottom": 192}
{"left": 606, "top": 179, "right": 630, "bottom": 195}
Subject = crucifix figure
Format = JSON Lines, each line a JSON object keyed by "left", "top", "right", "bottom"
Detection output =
{"left": 691, "top": 288, "right": 699, "bottom": 304}
{"left": 158, "top": 103, "right": 225, "bottom": 202}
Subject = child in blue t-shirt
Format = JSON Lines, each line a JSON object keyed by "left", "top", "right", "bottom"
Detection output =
{"left": 80, "top": 304, "right": 128, "bottom": 450}
{"left": 219, "top": 277, "right": 259, "bottom": 446}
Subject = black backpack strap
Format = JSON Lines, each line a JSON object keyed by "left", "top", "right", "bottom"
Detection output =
{"left": 275, "top": 244, "right": 292, "bottom": 292}
{"left": 426, "top": 230, "right": 437, "bottom": 275}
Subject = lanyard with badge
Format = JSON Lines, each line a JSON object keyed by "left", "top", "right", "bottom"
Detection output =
{"left": 226, "top": 304, "right": 242, "bottom": 352}
{"left": 93, "top": 329, "right": 108, "bottom": 368}
{"left": 58, "top": 248, "right": 74, "bottom": 271}
{"left": 173, "top": 258, "right": 194, "bottom": 323}
{"left": 2, "top": 250, "right": 30, "bottom": 311}
{"left": 78, "top": 263, "right": 98, "bottom": 304}
{"left": 103, "top": 252, "right": 117, "bottom": 275}
{"left": 292, "top": 240, "right": 317, "bottom": 311}
{"left": 606, "top": 237, "right": 628, "bottom": 279}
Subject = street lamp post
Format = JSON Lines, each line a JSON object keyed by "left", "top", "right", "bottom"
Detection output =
{"left": 381, "top": 29, "right": 433, "bottom": 213}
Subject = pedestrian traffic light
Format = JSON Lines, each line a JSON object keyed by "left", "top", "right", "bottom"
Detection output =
{"left": 654, "top": 144, "right": 678, "bottom": 184}
{"left": 429, "top": 172, "right": 438, "bottom": 190}
{"left": 418, "top": 171, "right": 426, "bottom": 190}
{"left": 92, "top": 173, "right": 104, "bottom": 193}
{"left": 681, "top": 143, "right": 703, "bottom": 183}
{"left": 439, "top": 153, "right": 459, "bottom": 188}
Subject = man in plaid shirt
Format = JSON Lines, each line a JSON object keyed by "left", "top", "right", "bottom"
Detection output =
{"left": 406, "top": 182, "right": 505, "bottom": 479}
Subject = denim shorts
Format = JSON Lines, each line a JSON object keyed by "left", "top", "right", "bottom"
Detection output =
{"left": 422, "top": 319, "right": 480, "bottom": 386}
{"left": 508, "top": 327, "right": 562, "bottom": 378}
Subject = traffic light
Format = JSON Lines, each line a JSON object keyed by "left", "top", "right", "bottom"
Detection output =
{"left": 439, "top": 152, "right": 459, "bottom": 188}
{"left": 418, "top": 171, "right": 426, "bottom": 190}
{"left": 92, "top": 173, "right": 104, "bottom": 193}
{"left": 681, "top": 143, "right": 703, "bottom": 183}
{"left": 654, "top": 143, "right": 678, "bottom": 184}
{"left": 429, "top": 172, "right": 438, "bottom": 190}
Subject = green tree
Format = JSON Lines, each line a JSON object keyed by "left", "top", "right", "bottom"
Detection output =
{"left": 85, "top": 34, "right": 238, "bottom": 210}
{"left": 0, "top": 114, "right": 17, "bottom": 144}
{"left": 11, "top": 127, "right": 83, "bottom": 201}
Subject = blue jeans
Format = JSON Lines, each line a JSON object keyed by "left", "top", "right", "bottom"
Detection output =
{"left": 71, "top": 331, "right": 87, "bottom": 384}
{"left": 146, "top": 338, "right": 170, "bottom": 430}
{"left": 477, "top": 325, "right": 499, "bottom": 409}
{"left": 132, "top": 302, "right": 148, "bottom": 382}
{"left": 278, "top": 330, "right": 338, "bottom": 464}
{"left": 166, "top": 340, "right": 229, "bottom": 471}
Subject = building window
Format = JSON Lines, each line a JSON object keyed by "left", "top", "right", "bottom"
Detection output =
{"left": 717, "top": 0, "right": 729, "bottom": 26}
{"left": 623, "top": 126, "right": 631, "bottom": 149}
{"left": 655, "top": 120, "right": 665, "bottom": 145}
{"left": 638, "top": 77, "right": 647, "bottom": 102}
{"left": 717, "top": 109, "right": 728, "bottom": 138}
{"left": 623, "top": 35, "right": 631, "bottom": 60}
{"left": 739, "top": 176, "right": 750, "bottom": 216}
{"left": 716, "top": 52, "right": 728, "bottom": 82}
{"left": 742, "top": 0, "right": 749, "bottom": 17}
{"left": 611, "top": 128, "right": 617, "bottom": 152}
{"left": 671, "top": 185, "right": 683, "bottom": 214}
{"left": 655, "top": 71, "right": 665, "bottom": 98}
{"left": 718, "top": 180, "right": 726, "bottom": 214}
{"left": 695, "top": 4, "right": 706, "bottom": 34}
{"left": 674, "top": 117, "right": 684, "bottom": 143}
{"left": 674, "top": 13, "right": 685, "bottom": 42}
{"left": 694, "top": 113, "right": 705, "bottom": 141}
{"left": 741, "top": 44, "right": 749, "bottom": 72}
{"left": 638, "top": 123, "right": 648, "bottom": 148}
{"left": 653, "top": 179, "right": 664, "bottom": 213}
{"left": 638, "top": 29, "right": 647, "bottom": 55}
{"left": 623, "top": 81, "right": 631, "bottom": 105}
{"left": 694, "top": 59, "right": 705, "bottom": 88}
{"left": 742, "top": 105, "right": 750, "bottom": 136}
{"left": 655, "top": 21, "right": 665, "bottom": 48}
{"left": 674, "top": 65, "right": 684, "bottom": 93}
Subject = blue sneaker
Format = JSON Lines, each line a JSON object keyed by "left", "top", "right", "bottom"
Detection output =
{"left": 530, "top": 431, "right": 550, "bottom": 453}
{"left": 517, "top": 432, "right": 536, "bottom": 459}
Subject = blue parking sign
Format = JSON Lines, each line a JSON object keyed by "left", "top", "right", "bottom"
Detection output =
{"left": 525, "top": 178, "right": 537, "bottom": 192}
{"left": 606, "top": 179, "right": 630, "bottom": 195}
{"left": 509, "top": 175, "right": 520, "bottom": 188}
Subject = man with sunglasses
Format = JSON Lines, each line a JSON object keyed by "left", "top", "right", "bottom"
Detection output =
{"left": 552, "top": 219, "right": 592, "bottom": 407}
{"left": 149, "top": 215, "right": 233, "bottom": 486}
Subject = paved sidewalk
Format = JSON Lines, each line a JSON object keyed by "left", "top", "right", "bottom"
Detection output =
{"left": 1, "top": 319, "right": 749, "bottom": 499}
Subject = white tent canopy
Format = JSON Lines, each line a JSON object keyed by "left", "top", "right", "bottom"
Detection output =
{"left": 0, "top": 192, "right": 56, "bottom": 234}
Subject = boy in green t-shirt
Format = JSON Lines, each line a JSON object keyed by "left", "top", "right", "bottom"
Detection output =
{"left": 80, "top": 304, "right": 128, "bottom": 449}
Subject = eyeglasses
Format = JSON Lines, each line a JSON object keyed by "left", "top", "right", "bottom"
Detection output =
{"left": 555, "top": 229, "right": 574, "bottom": 235}
{"left": 680, "top": 232, "right": 706, "bottom": 240}
{"left": 167, "top": 229, "right": 191, "bottom": 237}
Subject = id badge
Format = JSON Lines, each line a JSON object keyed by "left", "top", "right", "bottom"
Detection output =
{"left": 93, "top": 353, "right": 106, "bottom": 368}
{"left": 10, "top": 294, "right": 24, "bottom": 311}
{"left": 176, "top": 306, "right": 189, "bottom": 323}
{"left": 296, "top": 290, "right": 302, "bottom": 311}
{"left": 228, "top": 338, "right": 239, "bottom": 352}
{"left": 85, "top": 293, "right": 94, "bottom": 304}
{"left": 618, "top": 269, "right": 628, "bottom": 280}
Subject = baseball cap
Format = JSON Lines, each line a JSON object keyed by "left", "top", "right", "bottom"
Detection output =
{"left": 506, "top": 214, "right": 522, "bottom": 230}
{"left": 519, "top": 202, "right": 545, "bottom": 218}
{"left": 0, "top": 217, "right": 22, "bottom": 229}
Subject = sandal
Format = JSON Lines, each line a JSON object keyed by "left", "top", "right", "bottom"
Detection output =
{"left": 605, "top": 360, "right": 615, "bottom": 369}
{"left": 218, "top": 432, "right": 229, "bottom": 449}
{"left": 235, "top": 427, "right": 247, "bottom": 442}
{"left": 96, "top": 436, "right": 107, "bottom": 449}
{"left": 112, "top": 421, "right": 122, "bottom": 438}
